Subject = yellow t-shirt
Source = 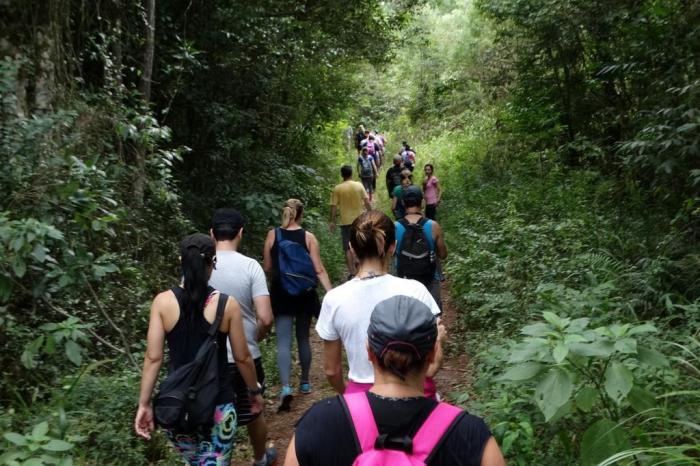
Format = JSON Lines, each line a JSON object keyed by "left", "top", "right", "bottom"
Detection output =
{"left": 331, "top": 180, "right": 368, "bottom": 225}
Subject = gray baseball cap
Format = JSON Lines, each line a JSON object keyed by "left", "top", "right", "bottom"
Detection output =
{"left": 367, "top": 295, "right": 437, "bottom": 360}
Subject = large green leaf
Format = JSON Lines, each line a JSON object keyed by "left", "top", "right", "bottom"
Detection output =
{"left": 569, "top": 340, "right": 615, "bottom": 357}
{"left": 498, "top": 362, "right": 544, "bottom": 381}
{"left": 42, "top": 439, "right": 73, "bottom": 452}
{"left": 575, "top": 387, "right": 598, "bottom": 412}
{"left": 535, "top": 367, "right": 573, "bottom": 421}
{"left": 580, "top": 419, "right": 631, "bottom": 466}
{"left": 31, "top": 421, "right": 49, "bottom": 440}
{"left": 637, "top": 346, "right": 669, "bottom": 367}
{"left": 604, "top": 361, "right": 633, "bottom": 405}
{"left": 627, "top": 385, "right": 656, "bottom": 413}
{"left": 64, "top": 340, "right": 83, "bottom": 366}
{"left": 3, "top": 432, "right": 27, "bottom": 446}
{"left": 553, "top": 343, "right": 568, "bottom": 363}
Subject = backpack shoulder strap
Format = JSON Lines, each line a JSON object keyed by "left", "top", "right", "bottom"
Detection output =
{"left": 275, "top": 227, "right": 282, "bottom": 244}
{"left": 207, "top": 292, "right": 228, "bottom": 337}
{"left": 412, "top": 402, "right": 463, "bottom": 462}
{"left": 341, "top": 393, "right": 379, "bottom": 453}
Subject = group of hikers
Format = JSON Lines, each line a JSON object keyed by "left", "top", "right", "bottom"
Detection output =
{"left": 134, "top": 131, "right": 505, "bottom": 466}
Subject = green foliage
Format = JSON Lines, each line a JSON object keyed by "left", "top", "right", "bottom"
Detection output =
{"left": 1, "top": 421, "right": 74, "bottom": 466}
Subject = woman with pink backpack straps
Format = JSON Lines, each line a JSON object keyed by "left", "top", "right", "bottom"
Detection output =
{"left": 285, "top": 295, "right": 505, "bottom": 466}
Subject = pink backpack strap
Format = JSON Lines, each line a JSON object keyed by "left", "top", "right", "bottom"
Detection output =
{"left": 412, "top": 402, "right": 463, "bottom": 462}
{"left": 342, "top": 393, "right": 379, "bottom": 452}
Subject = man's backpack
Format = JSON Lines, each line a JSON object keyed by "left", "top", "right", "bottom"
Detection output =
{"left": 342, "top": 392, "right": 462, "bottom": 466}
{"left": 396, "top": 217, "right": 436, "bottom": 286}
{"left": 359, "top": 156, "right": 374, "bottom": 178}
{"left": 153, "top": 293, "right": 228, "bottom": 433}
{"left": 275, "top": 228, "right": 318, "bottom": 295}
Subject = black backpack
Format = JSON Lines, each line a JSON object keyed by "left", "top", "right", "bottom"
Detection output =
{"left": 153, "top": 293, "right": 228, "bottom": 433}
{"left": 396, "top": 217, "right": 436, "bottom": 286}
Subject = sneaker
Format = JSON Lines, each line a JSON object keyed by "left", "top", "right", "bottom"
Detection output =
{"left": 278, "top": 385, "right": 293, "bottom": 412}
{"left": 299, "top": 382, "right": 312, "bottom": 395}
{"left": 253, "top": 447, "right": 278, "bottom": 466}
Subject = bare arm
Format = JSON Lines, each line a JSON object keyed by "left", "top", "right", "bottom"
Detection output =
{"left": 134, "top": 292, "right": 167, "bottom": 439}
{"left": 481, "top": 437, "right": 506, "bottom": 466}
{"left": 329, "top": 205, "right": 337, "bottom": 233}
{"left": 226, "top": 297, "right": 263, "bottom": 413}
{"left": 392, "top": 195, "right": 398, "bottom": 211}
{"left": 323, "top": 339, "right": 345, "bottom": 394}
{"left": 363, "top": 196, "right": 371, "bottom": 210}
{"left": 306, "top": 232, "right": 332, "bottom": 292}
{"left": 253, "top": 295, "right": 273, "bottom": 341}
{"left": 284, "top": 434, "right": 300, "bottom": 466}
{"left": 433, "top": 222, "right": 448, "bottom": 260}
{"left": 262, "top": 229, "right": 275, "bottom": 275}
{"left": 426, "top": 321, "right": 446, "bottom": 378}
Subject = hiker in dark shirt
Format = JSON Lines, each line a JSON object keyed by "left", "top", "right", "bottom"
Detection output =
{"left": 285, "top": 295, "right": 505, "bottom": 466}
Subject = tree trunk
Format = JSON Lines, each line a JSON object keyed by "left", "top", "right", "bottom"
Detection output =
{"left": 134, "top": 0, "right": 155, "bottom": 206}
{"left": 139, "top": 0, "right": 155, "bottom": 102}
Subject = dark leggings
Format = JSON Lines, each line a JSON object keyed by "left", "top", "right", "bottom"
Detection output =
{"left": 275, "top": 312, "right": 312, "bottom": 387}
{"left": 426, "top": 204, "right": 437, "bottom": 220}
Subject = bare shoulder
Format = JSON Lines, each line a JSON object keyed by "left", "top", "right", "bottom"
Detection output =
{"left": 152, "top": 289, "right": 176, "bottom": 310}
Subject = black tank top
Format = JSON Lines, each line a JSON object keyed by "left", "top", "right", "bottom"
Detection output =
{"left": 166, "top": 286, "right": 234, "bottom": 404}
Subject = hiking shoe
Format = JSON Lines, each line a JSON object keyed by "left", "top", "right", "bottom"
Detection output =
{"left": 253, "top": 447, "right": 278, "bottom": 466}
{"left": 299, "top": 382, "right": 312, "bottom": 395}
{"left": 278, "top": 385, "right": 293, "bottom": 412}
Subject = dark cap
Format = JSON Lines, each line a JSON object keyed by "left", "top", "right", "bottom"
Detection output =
{"left": 368, "top": 295, "right": 437, "bottom": 360}
{"left": 181, "top": 233, "right": 215, "bottom": 259}
{"left": 403, "top": 185, "right": 423, "bottom": 202}
{"left": 212, "top": 208, "right": 244, "bottom": 229}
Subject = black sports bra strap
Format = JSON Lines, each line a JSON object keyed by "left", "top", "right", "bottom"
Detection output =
{"left": 208, "top": 292, "right": 227, "bottom": 337}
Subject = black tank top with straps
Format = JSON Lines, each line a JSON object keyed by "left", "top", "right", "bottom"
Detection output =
{"left": 166, "top": 286, "right": 234, "bottom": 404}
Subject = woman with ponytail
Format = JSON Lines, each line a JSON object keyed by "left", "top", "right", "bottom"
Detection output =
{"left": 135, "top": 233, "right": 263, "bottom": 464}
{"left": 263, "top": 199, "right": 332, "bottom": 411}
{"left": 316, "top": 210, "right": 442, "bottom": 395}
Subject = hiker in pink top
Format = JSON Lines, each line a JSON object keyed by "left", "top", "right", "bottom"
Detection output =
{"left": 423, "top": 163, "right": 442, "bottom": 220}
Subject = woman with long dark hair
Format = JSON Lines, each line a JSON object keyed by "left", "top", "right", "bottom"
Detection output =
{"left": 422, "top": 163, "right": 441, "bottom": 220}
{"left": 135, "top": 233, "right": 262, "bottom": 464}
{"left": 263, "top": 199, "right": 332, "bottom": 411}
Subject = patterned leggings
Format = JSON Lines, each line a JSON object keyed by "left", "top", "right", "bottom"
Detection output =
{"left": 164, "top": 402, "right": 237, "bottom": 466}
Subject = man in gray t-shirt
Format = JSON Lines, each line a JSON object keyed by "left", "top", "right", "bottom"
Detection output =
{"left": 209, "top": 208, "right": 276, "bottom": 466}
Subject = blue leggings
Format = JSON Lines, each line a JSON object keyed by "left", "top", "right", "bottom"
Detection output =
{"left": 275, "top": 313, "right": 312, "bottom": 386}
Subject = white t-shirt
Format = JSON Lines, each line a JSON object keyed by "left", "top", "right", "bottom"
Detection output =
{"left": 209, "top": 250, "right": 269, "bottom": 361}
{"left": 316, "top": 274, "right": 440, "bottom": 383}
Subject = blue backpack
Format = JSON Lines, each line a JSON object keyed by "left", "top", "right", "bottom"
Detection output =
{"left": 275, "top": 228, "right": 318, "bottom": 295}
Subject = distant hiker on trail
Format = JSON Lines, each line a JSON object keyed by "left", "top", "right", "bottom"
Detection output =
{"left": 355, "top": 125, "right": 365, "bottom": 154}
{"left": 263, "top": 199, "right": 332, "bottom": 412}
{"left": 329, "top": 165, "right": 371, "bottom": 278}
{"left": 287, "top": 296, "right": 506, "bottom": 466}
{"left": 423, "top": 163, "right": 442, "bottom": 220}
{"left": 135, "top": 234, "right": 262, "bottom": 465}
{"left": 371, "top": 132, "right": 384, "bottom": 170}
{"left": 316, "top": 211, "right": 441, "bottom": 398}
{"left": 391, "top": 173, "right": 412, "bottom": 220}
{"left": 394, "top": 185, "right": 447, "bottom": 310}
{"left": 401, "top": 144, "right": 416, "bottom": 172}
{"left": 208, "top": 209, "right": 277, "bottom": 466}
{"left": 357, "top": 147, "right": 378, "bottom": 203}
{"left": 385, "top": 154, "right": 404, "bottom": 198}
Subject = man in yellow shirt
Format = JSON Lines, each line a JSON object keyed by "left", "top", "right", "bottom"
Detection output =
{"left": 329, "top": 165, "right": 371, "bottom": 277}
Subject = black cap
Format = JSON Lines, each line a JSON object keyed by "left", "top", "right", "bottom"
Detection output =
{"left": 403, "top": 185, "right": 423, "bottom": 203}
{"left": 368, "top": 295, "right": 437, "bottom": 360}
{"left": 212, "top": 208, "right": 244, "bottom": 229}
{"left": 181, "top": 233, "right": 215, "bottom": 259}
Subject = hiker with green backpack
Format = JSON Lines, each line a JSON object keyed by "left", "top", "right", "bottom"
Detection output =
{"left": 134, "top": 233, "right": 262, "bottom": 465}
{"left": 263, "top": 199, "right": 332, "bottom": 411}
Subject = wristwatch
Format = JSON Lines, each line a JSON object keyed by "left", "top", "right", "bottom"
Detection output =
{"left": 248, "top": 382, "right": 263, "bottom": 396}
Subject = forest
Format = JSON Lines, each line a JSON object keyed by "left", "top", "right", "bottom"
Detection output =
{"left": 1, "top": 0, "right": 699, "bottom": 464}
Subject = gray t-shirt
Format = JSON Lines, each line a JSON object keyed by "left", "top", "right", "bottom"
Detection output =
{"left": 209, "top": 250, "right": 269, "bottom": 361}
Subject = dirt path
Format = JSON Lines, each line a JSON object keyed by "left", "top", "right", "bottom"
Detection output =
{"left": 231, "top": 279, "right": 470, "bottom": 465}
